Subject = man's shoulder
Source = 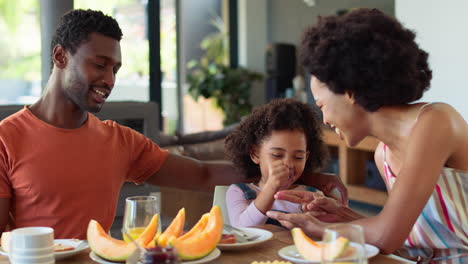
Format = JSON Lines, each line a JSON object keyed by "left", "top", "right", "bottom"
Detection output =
{"left": 0, "top": 108, "right": 28, "bottom": 132}
{"left": 88, "top": 114, "right": 147, "bottom": 142}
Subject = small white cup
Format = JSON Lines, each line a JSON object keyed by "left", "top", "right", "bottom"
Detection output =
{"left": 10, "top": 253, "right": 54, "bottom": 264}
{"left": 9, "top": 227, "right": 55, "bottom": 264}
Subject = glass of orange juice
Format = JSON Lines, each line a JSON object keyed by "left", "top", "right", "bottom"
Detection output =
{"left": 123, "top": 196, "right": 160, "bottom": 242}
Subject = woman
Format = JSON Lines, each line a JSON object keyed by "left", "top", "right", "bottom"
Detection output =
{"left": 266, "top": 8, "right": 468, "bottom": 264}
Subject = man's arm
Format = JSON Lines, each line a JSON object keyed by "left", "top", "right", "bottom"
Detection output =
{"left": 0, "top": 198, "right": 10, "bottom": 233}
{"left": 145, "top": 153, "right": 245, "bottom": 192}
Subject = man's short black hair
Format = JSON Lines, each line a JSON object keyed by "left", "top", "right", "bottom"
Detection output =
{"left": 51, "top": 9, "right": 123, "bottom": 58}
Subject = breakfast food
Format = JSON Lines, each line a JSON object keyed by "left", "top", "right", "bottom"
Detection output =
{"left": 87, "top": 214, "right": 159, "bottom": 262}
{"left": 53, "top": 243, "right": 75, "bottom": 252}
{"left": 141, "top": 246, "right": 180, "bottom": 264}
{"left": 219, "top": 234, "right": 237, "bottom": 244}
{"left": 87, "top": 206, "right": 223, "bottom": 262}
{"left": 169, "top": 206, "right": 223, "bottom": 260}
{"left": 157, "top": 208, "right": 185, "bottom": 247}
{"left": 291, "top": 228, "right": 349, "bottom": 261}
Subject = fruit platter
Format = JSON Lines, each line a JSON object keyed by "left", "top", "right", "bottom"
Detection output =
{"left": 87, "top": 206, "right": 223, "bottom": 263}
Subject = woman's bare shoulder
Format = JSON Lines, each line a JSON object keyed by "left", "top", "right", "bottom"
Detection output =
{"left": 415, "top": 102, "right": 468, "bottom": 169}
{"left": 418, "top": 103, "right": 467, "bottom": 133}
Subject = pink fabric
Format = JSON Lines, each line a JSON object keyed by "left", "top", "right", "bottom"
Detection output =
{"left": 226, "top": 183, "right": 314, "bottom": 227}
{"left": 382, "top": 144, "right": 468, "bottom": 263}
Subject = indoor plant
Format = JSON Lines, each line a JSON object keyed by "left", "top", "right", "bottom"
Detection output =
{"left": 186, "top": 17, "right": 262, "bottom": 126}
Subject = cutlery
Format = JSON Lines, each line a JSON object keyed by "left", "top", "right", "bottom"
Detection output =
{"left": 223, "top": 224, "right": 260, "bottom": 243}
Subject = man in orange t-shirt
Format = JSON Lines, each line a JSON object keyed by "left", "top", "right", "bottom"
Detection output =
{"left": 0, "top": 9, "right": 346, "bottom": 239}
{"left": 0, "top": 9, "right": 245, "bottom": 239}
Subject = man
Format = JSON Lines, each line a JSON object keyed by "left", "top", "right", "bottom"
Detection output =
{"left": 0, "top": 9, "right": 345, "bottom": 239}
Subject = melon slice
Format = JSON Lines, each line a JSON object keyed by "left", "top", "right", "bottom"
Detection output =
{"left": 177, "top": 213, "right": 209, "bottom": 241}
{"left": 87, "top": 214, "right": 159, "bottom": 262}
{"left": 1, "top": 231, "right": 11, "bottom": 252}
{"left": 291, "top": 228, "right": 323, "bottom": 261}
{"left": 292, "top": 228, "right": 349, "bottom": 261}
{"left": 157, "top": 208, "right": 185, "bottom": 246}
{"left": 170, "top": 206, "right": 223, "bottom": 260}
{"left": 323, "top": 236, "right": 350, "bottom": 260}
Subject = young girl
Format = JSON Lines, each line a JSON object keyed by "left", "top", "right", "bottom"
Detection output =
{"left": 224, "top": 98, "right": 333, "bottom": 227}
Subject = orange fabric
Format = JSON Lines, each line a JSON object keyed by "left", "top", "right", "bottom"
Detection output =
{"left": 0, "top": 107, "right": 168, "bottom": 239}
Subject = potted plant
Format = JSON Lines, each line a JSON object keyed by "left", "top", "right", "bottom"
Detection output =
{"left": 186, "top": 17, "right": 262, "bottom": 126}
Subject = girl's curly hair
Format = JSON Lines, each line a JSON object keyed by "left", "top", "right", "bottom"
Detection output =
{"left": 301, "top": 8, "right": 432, "bottom": 111}
{"left": 225, "top": 98, "right": 328, "bottom": 179}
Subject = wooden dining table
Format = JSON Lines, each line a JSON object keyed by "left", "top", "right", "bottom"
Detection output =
{"left": 0, "top": 225, "right": 414, "bottom": 264}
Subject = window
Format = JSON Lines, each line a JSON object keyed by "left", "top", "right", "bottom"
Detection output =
{"left": 0, "top": 0, "right": 41, "bottom": 104}
{"left": 74, "top": 0, "right": 150, "bottom": 102}
{"left": 160, "top": 0, "right": 178, "bottom": 134}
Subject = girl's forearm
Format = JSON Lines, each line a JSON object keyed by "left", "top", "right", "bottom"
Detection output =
{"left": 254, "top": 185, "right": 279, "bottom": 214}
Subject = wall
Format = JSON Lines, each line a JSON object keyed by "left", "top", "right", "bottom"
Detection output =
{"left": 239, "top": 0, "right": 395, "bottom": 107}
{"left": 396, "top": 0, "right": 468, "bottom": 120}
{"left": 268, "top": 0, "right": 394, "bottom": 45}
{"left": 238, "top": 0, "right": 268, "bottom": 108}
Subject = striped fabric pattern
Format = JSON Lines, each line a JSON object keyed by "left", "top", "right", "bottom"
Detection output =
{"left": 383, "top": 145, "right": 468, "bottom": 264}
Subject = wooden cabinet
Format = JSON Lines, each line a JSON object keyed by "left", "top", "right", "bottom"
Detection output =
{"left": 323, "top": 129, "right": 388, "bottom": 206}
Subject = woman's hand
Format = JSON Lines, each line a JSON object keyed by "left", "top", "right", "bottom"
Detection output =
{"left": 301, "top": 173, "right": 348, "bottom": 205}
{"left": 303, "top": 197, "right": 347, "bottom": 222}
{"left": 266, "top": 210, "right": 325, "bottom": 238}
{"left": 275, "top": 190, "right": 364, "bottom": 222}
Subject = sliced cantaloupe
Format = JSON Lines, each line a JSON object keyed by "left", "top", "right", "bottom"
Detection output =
{"left": 87, "top": 213, "right": 159, "bottom": 262}
{"left": 291, "top": 228, "right": 323, "bottom": 261}
{"left": 170, "top": 206, "right": 223, "bottom": 260}
{"left": 87, "top": 220, "right": 137, "bottom": 262}
{"left": 177, "top": 213, "right": 209, "bottom": 242}
{"left": 146, "top": 239, "right": 156, "bottom": 248}
{"left": 135, "top": 213, "right": 159, "bottom": 247}
{"left": 323, "top": 236, "right": 350, "bottom": 260}
{"left": 1, "top": 231, "right": 11, "bottom": 252}
{"left": 291, "top": 228, "right": 350, "bottom": 261}
{"left": 157, "top": 208, "right": 185, "bottom": 246}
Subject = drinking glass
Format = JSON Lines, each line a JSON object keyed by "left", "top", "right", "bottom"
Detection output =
{"left": 123, "top": 229, "right": 180, "bottom": 264}
{"left": 123, "top": 196, "right": 160, "bottom": 243}
{"left": 321, "top": 223, "right": 367, "bottom": 264}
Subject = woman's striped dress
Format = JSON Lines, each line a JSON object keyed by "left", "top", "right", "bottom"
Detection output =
{"left": 383, "top": 145, "right": 468, "bottom": 264}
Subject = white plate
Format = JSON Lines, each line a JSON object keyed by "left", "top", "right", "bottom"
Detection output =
{"left": 89, "top": 248, "right": 221, "bottom": 264}
{"left": 217, "top": 227, "right": 273, "bottom": 251}
{"left": 0, "top": 239, "right": 88, "bottom": 261}
{"left": 182, "top": 248, "right": 221, "bottom": 264}
{"left": 278, "top": 243, "right": 379, "bottom": 264}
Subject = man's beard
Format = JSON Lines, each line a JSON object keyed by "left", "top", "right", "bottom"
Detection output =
{"left": 67, "top": 75, "right": 102, "bottom": 113}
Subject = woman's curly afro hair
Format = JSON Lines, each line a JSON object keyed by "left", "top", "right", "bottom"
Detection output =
{"left": 225, "top": 98, "right": 328, "bottom": 179}
{"left": 301, "top": 8, "right": 432, "bottom": 111}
